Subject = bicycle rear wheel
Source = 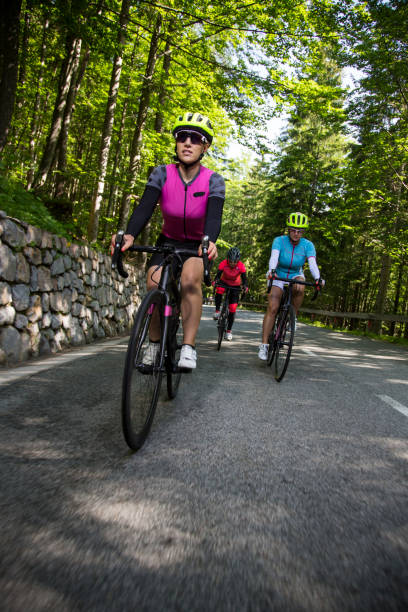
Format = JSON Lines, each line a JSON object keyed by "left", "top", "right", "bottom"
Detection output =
{"left": 167, "top": 308, "right": 182, "bottom": 399}
{"left": 122, "top": 290, "right": 164, "bottom": 450}
{"left": 217, "top": 300, "right": 227, "bottom": 350}
{"left": 274, "top": 304, "right": 296, "bottom": 382}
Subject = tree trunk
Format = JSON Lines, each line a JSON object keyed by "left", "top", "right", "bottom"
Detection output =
{"left": 26, "top": 16, "right": 50, "bottom": 189}
{"left": 101, "top": 35, "right": 140, "bottom": 241}
{"left": 31, "top": 35, "right": 82, "bottom": 191}
{"left": 54, "top": 44, "right": 90, "bottom": 200}
{"left": 0, "top": 0, "right": 22, "bottom": 152}
{"left": 87, "top": 0, "right": 131, "bottom": 242}
{"left": 18, "top": 0, "right": 32, "bottom": 88}
{"left": 117, "top": 11, "right": 162, "bottom": 230}
{"left": 154, "top": 22, "right": 174, "bottom": 138}
{"left": 390, "top": 261, "right": 404, "bottom": 336}
{"left": 371, "top": 253, "right": 391, "bottom": 334}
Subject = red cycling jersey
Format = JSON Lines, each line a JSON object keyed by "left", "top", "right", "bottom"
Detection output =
{"left": 218, "top": 259, "right": 246, "bottom": 286}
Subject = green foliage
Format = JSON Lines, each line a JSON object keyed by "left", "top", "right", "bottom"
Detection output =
{"left": 0, "top": 171, "right": 80, "bottom": 240}
{"left": 1, "top": 0, "right": 408, "bottom": 336}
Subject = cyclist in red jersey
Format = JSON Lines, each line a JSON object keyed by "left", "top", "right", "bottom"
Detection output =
{"left": 213, "top": 247, "right": 248, "bottom": 341}
{"left": 111, "top": 112, "right": 225, "bottom": 370}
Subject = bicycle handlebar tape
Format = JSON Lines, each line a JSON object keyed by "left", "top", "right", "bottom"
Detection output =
{"left": 111, "top": 230, "right": 129, "bottom": 279}
{"left": 202, "top": 235, "right": 211, "bottom": 287}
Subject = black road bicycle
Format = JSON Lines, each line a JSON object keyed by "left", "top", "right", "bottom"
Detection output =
{"left": 214, "top": 281, "right": 244, "bottom": 351}
{"left": 112, "top": 232, "right": 211, "bottom": 451}
{"left": 267, "top": 277, "right": 320, "bottom": 382}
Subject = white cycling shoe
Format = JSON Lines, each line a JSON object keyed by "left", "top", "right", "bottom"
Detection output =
{"left": 178, "top": 344, "right": 197, "bottom": 369}
{"left": 225, "top": 331, "right": 232, "bottom": 341}
{"left": 258, "top": 343, "right": 268, "bottom": 361}
{"left": 213, "top": 311, "right": 220, "bottom": 320}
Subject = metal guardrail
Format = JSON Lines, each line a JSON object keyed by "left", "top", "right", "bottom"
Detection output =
{"left": 204, "top": 297, "right": 408, "bottom": 324}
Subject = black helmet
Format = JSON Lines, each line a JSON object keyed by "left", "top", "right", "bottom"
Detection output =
{"left": 227, "top": 247, "right": 240, "bottom": 263}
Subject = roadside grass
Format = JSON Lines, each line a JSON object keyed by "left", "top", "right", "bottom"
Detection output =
{"left": 297, "top": 315, "right": 408, "bottom": 347}
{"left": 0, "top": 171, "right": 89, "bottom": 244}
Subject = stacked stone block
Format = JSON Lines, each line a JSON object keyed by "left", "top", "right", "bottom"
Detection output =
{"left": 0, "top": 212, "right": 143, "bottom": 365}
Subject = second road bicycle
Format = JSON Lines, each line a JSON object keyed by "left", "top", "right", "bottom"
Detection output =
{"left": 267, "top": 276, "right": 320, "bottom": 382}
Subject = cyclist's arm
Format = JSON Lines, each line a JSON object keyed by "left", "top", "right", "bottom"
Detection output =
{"left": 241, "top": 271, "right": 248, "bottom": 290}
{"left": 204, "top": 173, "right": 225, "bottom": 242}
{"left": 125, "top": 185, "right": 161, "bottom": 237}
{"left": 307, "top": 256, "right": 320, "bottom": 280}
{"left": 203, "top": 196, "right": 224, "bottom": 243}
{"left": 125, "top": 166, "right": 166, "bottom": 238}
{"left": 267, "top": 249, "right": 280, "bottom": 276}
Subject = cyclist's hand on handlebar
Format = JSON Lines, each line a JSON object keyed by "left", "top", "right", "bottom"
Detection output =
{"left": 198, "top": 240, "right": 217, "bottom": 260}
{"left": 110, "top": 232, "right": 135, "bottom": 255}
{"left": 315, "top": 277, "right": 325, "bottom": 290}
{"left": 267, "top": 269, "right": 276, "bottom": 280}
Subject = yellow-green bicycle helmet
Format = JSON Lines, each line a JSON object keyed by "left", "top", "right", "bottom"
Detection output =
{"left": 172, "top": 112, "right": 214, "bottom": 144}
{"left": 287, "top": 212, "right": 309, "bottom": 229}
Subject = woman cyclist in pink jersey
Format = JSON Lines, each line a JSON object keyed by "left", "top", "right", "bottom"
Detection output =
{"left": 258, "top": 212, "right": 324, "bottom": 361}
{"left": 212, "top": 246, "right": 248, "bottom": 341}
{"left": 111, "top": 112, "right": 225, "bottom": 370}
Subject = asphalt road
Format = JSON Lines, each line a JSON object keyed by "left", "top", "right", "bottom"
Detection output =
{"left": 0, "top": 305, "right": 407, "bottom": 612}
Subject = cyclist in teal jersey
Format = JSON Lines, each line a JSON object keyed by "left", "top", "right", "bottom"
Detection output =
{"left": 258, "top": 212, "right": 324, "bottom": 361}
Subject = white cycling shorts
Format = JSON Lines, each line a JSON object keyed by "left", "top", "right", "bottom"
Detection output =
{"left": 271, "top": 275, "right": 305, "bottom": 291}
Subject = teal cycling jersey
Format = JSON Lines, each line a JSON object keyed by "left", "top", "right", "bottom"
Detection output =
{"left": 271, "top": 235, "right": 316, "bottom": 279}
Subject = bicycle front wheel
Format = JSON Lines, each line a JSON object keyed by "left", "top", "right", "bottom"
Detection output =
{"left": 167, "top": 307, "right": 182, "bottom": 399}
{"left": 122, "top": 290, "right": 164, "bottom": 451}
{"left": 274, "top": 304, "right": 296, "bottom": 382}
{"left": 217, "top": 303, "right": 227, "bottom": 351}
{"left": 267, "top": 319, "right": 278, "bottom": 367}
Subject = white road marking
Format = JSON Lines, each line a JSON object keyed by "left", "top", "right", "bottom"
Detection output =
{"left": 378, "top": 395, "right": 408, "bottom": 418}
{"left": 0, "top": 337, "right": 128, "bottom": 386}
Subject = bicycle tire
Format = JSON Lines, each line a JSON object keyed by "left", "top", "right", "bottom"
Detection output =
{"left": 122, "top": 289, "right": 165, "bottom": 450}
{"left": 267, "top": 318, "right": 278, "bottom": 366}
{"left": 166, "top": 306, "right": 182, "bottom": 399}
{"left": 217, "top": 297, "right": 228, "bottom": 350}
{"left": 274, "top": 304, "right": 296, "bottom": 382}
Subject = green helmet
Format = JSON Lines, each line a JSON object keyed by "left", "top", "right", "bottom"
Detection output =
{"left": 172, "top": 112, "right": 214, "bottom": 144}
{"left": 287, "top": 212, "right": 309, "bottom": 229}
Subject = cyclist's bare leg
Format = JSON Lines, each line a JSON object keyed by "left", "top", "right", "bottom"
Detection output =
{"left": 180, "top": 257, "right": 204, "bottom": 346}
{"left": 145, "top": 265, "right": 162, "bottom": 342}
{"left": 292, "top": 276, "right": 305, "bottom": 314}
{"left": 261, "top": 285, "right": 282, "bottom": 343}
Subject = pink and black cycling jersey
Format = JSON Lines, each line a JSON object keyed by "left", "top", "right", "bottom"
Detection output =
{"left": 126, "top": 164, "right": 225, "bottom": 243}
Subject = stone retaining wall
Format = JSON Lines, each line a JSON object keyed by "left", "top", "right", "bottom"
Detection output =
{"left": 0, "top": 211, "right": 143, "bottom": 365}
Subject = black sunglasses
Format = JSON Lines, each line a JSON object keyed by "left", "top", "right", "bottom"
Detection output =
{"left": 175, "top": 130, "right": 207, "bottom": 145}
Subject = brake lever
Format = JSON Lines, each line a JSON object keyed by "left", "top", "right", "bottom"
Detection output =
{"left": 201, "top": 235, "right": 211, "bottom": 287}
{"left": 111, "top": 230, "right": 129, "bottom": 279}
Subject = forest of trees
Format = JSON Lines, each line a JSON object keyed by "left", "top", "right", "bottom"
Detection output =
{"left": 1, "top": 0, "right": 407, "bottom": 337}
